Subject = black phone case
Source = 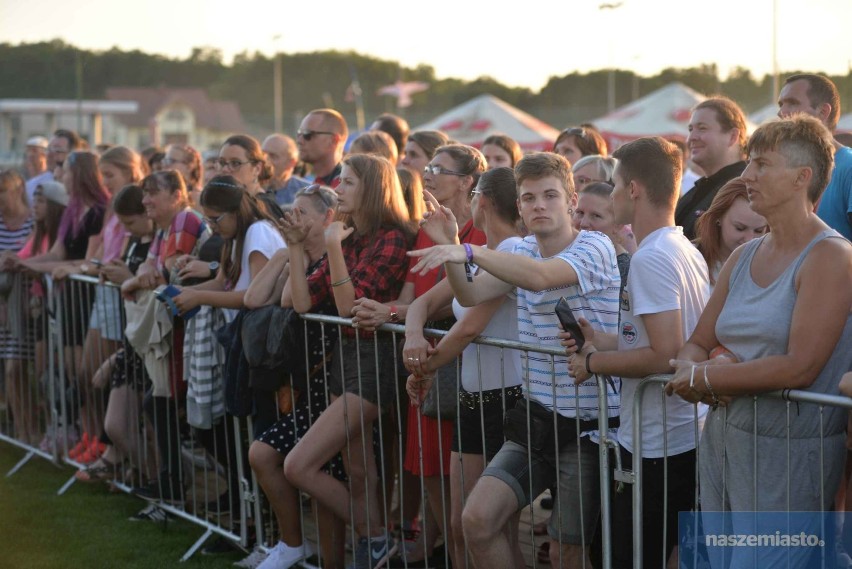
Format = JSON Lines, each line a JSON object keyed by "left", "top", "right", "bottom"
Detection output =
{"left": 555, "top": 297, "right": 585, "bottom": 352}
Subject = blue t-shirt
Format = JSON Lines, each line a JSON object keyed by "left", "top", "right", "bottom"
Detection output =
{"left": 816, "top": 146, "right": 852, "bottom": 239}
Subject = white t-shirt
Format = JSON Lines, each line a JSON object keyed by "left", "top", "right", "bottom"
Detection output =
{"left": 616, "top": 226, "right": 710, "bottom": 458}
{"left": 234, "top": 220, "right": 286, "bottom": 292}
{"left": 514, "top": 230, "right": 621, "bottom": 420}
{"left": 451, "top": 236, "right": 523, "bottom": 392}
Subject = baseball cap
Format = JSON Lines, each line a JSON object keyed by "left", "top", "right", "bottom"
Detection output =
{"left": 26, "top": 136, "right": 49, "bottom": 150}
{"left": 35, "top": 181, "right": 70, "bottom": 206}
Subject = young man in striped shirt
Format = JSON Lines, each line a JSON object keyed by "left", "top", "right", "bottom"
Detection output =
{"left": 409, "top": 152, "right": 621, "bottom": 569}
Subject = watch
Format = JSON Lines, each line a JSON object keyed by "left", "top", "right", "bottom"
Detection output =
{"left": 388, "top": 305, "right": 400, "bottom": 323}
{"left": 208, "top": 261, "right": 220, "bottom": 276}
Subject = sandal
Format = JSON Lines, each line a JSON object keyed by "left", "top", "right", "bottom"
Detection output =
{"left": 75, "top": 458, "right": 117, "bottom": 483}
{"left": 537, "top": 542, "right": 550, "bottom": 564}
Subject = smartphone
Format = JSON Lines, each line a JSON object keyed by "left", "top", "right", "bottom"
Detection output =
{"left": 555, "top": 297, "right": 585, "bottom": 352}
{"left": 90, "top": 258, "right": 103, "bottom": 268}
{"left": 155, "top": 284, "right": 200, "bottom": 319}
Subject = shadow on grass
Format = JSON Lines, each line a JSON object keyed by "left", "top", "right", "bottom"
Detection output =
{"left": 0, "top": 443, "right": 245, "bottom": 569}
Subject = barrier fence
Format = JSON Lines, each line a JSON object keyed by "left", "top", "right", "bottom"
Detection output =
{"left": 1, "top": 272, "right": 850, "bottom": 568}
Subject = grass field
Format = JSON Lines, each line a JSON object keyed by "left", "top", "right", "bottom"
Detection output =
{"left": 0, "top": 442, "right": 247, "bottom": 568}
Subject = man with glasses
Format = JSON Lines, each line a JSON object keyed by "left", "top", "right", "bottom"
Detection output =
{"left": 262, "top": 134, "right": 309, "bottom": 206}
{"left": 296, "top": 109, "right": 347, "bottom": 188}
{"left": 675, "top": 97, "right": 747, "bottom": 239}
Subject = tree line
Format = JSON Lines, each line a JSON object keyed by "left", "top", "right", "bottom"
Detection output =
{"left": 2, "top": 39, "right": 851, "bottom": 132}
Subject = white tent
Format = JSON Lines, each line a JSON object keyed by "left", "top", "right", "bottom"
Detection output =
{"left": 415, "top": 94, "right": 559, "bottom": 151}
{"left": 590, "top": 82, "right": 707, "bottom": 148}
{"left": 749, "top": 102, "right": 780, "bottom": 125}
{"left": 837, "top": 113, "right": 852, "bottom": 133}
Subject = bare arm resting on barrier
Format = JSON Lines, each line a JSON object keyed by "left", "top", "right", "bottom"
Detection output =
{"left": 243, "top": 247, "right": 290, "bottom": 309}
{"left": 408, "top": 243, "right": 579, "bottom": 307}
{"left": 404, "top": 278, "right": 505, "bottom": 404}
{"left": 350, "top": 282, "right": 416, "bottom": 331}
{"left": 841, "top": 373, "right": 852, "bottom": 398}
{"left": 568, "top": 309, "right": 684, "bottom": 384}
{"left": 171, "top": 250, "right": 272, "bottom": 314}
{"left": 666, "top": 237, "right": 852, "bottom": 399}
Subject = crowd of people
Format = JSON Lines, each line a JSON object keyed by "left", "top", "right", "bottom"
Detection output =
{"left": 0, "top": 72, "right": 850, "bottom": 569}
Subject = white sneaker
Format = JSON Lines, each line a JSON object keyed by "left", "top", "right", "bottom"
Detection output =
{"left": 234, "top": 545, "right": 269, "bottom": 568}
{"left": 257, "top": 540, "right": 315, "bottom": 569}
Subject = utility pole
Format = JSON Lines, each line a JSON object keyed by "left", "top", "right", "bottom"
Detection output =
{"left": 599, "top": 3, "right": 624, "bottom": 113}
{"left": 273, "top": 34, "right": 283, "bottom": 133}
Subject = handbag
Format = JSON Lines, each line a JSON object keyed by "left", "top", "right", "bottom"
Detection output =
{"left": 421, "top": 360, "right": 459, "bottom": 420}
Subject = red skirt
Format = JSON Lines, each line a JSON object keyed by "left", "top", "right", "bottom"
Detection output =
{"left": 403, "top": 402, "right": 453, "bottom": 477}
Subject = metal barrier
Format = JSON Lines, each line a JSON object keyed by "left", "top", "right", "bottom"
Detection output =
{"left": 0, "top": 272, "right": 57, "bottom": 470}
{"left": 4, "top": 270, "right": 849, "bottom": 568}
{"left": 631, "top": 375, "right": 852, "bottom": 569}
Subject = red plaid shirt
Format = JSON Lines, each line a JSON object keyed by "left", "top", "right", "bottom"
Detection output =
{"left": 307, "top": 225, "right": 411, "bottom": 333}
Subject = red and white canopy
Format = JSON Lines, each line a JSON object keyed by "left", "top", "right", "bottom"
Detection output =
{"left": 416, "top": 94, "right": 560, "bottom": 151}
{"left": 590, "top": 82, "right": 707, "bottom": 149}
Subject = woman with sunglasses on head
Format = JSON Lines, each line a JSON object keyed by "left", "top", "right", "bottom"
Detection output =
{"left": 403, "top": 167, "right": 525, "bottom": 569}
{"left": 400, "top": 130, "right": 450, "bottom": 178}
{"left": 243, "top": 185, "right": 348, "bottom": 569}
{"left": 482, "top": 134, "right": 523, "bottom": 170}
{"left": 281, "top": 154, "right": 417, "bottom": 568}
{"left": 552, "top": 126, "right": 608, "bottom": 166}
{"left": 351, "top": 144, "right": 487, "bottom": 564}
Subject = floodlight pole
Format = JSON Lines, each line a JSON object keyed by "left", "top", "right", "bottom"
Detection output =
{"left": 273, "top": 34, "right": 283, "bottom": 133}
{"left": 599, "top": 3, "right": 624, "bottom": 113}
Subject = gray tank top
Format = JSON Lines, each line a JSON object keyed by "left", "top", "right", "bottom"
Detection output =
{"left": 715, "top": 229, "right": 852, "bottom": 437}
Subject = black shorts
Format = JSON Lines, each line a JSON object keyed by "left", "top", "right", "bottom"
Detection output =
{"left": 452, "top": 385, "right": 522, "bottom": 459}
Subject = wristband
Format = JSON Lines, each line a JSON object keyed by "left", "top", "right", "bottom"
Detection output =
{"left": 331, "top": 276, "right": 352, "bottom": 288}
{"left": 463, "top": 243, "right": 473, "bottom": 263}
{"left": 585, "top": 352, "right": 595, "bottom": 375}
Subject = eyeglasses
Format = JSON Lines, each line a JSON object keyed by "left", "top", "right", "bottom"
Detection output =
{"left": 203, "top": 212, "right": 229, "bottom": 226}
{"left": 162, "top": 157, "right": 187, "bottom": 167}
{"left": 424, "top": 164, "right": 466, "bottom": 177}
{"left": 297, "top": 130, "right": 336, "bottom": 141}
{"left": 216, "top": 159, "right": 254, "bottom": 171}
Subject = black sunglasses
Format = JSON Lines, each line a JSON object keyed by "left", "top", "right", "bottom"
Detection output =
{"left": 297, "top": 129, "right": 335, "bottom": 141}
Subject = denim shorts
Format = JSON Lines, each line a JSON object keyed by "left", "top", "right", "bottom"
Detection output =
{"left": 483, "top": 428, "right": 601, "bottom": 543}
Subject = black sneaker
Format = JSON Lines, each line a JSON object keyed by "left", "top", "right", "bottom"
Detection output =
{"left": 129, "top": 504, "right": 170, "bottom": 522}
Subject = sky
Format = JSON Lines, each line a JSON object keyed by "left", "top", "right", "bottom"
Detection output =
{"left": 1, "top": 0, "right": 851, "bottom": 91}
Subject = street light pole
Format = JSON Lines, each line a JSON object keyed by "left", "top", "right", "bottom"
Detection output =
{"left": 273, "top": 34, "right": 283, "bottom": 133}
{"left": 599, "top": 2, "right": 624, "bottom": 113}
